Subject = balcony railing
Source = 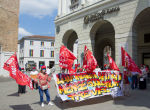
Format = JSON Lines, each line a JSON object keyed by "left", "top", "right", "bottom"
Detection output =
{"left": 70, "top": 1, "right": 79, "bottom": 10}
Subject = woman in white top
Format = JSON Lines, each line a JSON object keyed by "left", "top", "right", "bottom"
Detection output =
{"left": 30, "top": 67, "right": 38, "bottom": 89}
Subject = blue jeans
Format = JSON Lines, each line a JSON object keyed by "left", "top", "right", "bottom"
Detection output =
{"left": 38, "top": 86, "right": 50, "bottom": 103}
{"left": 131, "top": 75, "right": 138, "bottom": 89}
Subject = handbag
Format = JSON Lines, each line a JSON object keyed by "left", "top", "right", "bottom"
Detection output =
{"left": 41, "top": 85, "right": 48, "bottom": 90}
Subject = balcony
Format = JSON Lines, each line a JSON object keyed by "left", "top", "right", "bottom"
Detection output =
{"left": 70, "top": 0, "right": 79, "bottom": 10}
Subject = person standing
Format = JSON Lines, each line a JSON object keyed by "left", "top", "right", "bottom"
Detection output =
{"left": 18, "top": 68, "right": 26, "bottom": 96}
{"left": 131, "top": 71, "right": 139, "bottom": 90}
{"left": 30, "top": 67, "right": 38, "bottom": 89}
{"left": 35, "top": 65, "right": 54, "bottom": 107}
{"left": 139, "top": 65, "right": 147, "bottom": 89}
{"left": 123, "top": 68, "right": 130, "bottom": 96}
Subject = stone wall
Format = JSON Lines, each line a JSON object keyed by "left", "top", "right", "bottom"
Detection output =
{"left": 0, "top": 0, "right": 19, "bottom": 52}
{"left": 55, "top": 0, "right": 150, "bottom": 72}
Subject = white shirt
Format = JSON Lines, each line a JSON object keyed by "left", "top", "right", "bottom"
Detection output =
{"left": 94, "top": 68, "right": 101, "bottom": 76}
{"left": 131, "top": 71, "right": 139, "bottom": 75}
{"left": 30, "top": 71, "right": 38, "bottom": 75}
{"left": 50, "top": 67, "right": 55, "bottom": 73}
{"left": 46, "top": 68, "right": 51, "bottom": 75}
{"left": 94, "top": 68, "right": 101, "bottom": 72}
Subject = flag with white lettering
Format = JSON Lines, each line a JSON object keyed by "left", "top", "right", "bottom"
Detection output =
{"left": 121, "top": 47, "right": 141, "bottom": 73}
{"left": 3, "top": 54, "right": 33, "bottom": 89}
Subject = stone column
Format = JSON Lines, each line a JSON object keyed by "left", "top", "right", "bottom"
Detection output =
{"left": 115, "top": 32, "right": 137, "bottom": 70}
{"left": 58, "top": 0, "right": 62, "bottom": 16}
{"left": 81, "top": 0, "right": 86, "bottom": 6}
{"left": 62, "top": 0, "right": 67, "bottom": 15}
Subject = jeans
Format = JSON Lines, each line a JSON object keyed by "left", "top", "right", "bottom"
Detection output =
{"left": 131, "top": 75, "right": 138, "bottom": 89}
{"left": 38, "top": 86, "right": 50, "bottom": 103}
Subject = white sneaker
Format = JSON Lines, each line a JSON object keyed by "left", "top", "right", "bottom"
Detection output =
{"left": 48, "top": 101, "right": 54, "bottom": 105}
{"left": 41, "top": 103, "right": 44, "bottom": 107}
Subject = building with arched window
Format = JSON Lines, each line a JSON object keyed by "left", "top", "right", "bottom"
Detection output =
{"left": 55, "top": 0, "right": 150, "bottom": 72}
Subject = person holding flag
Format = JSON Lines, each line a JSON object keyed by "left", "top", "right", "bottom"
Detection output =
{"left": 121, "top": 47, "right": 141, "bottom": 90}
{"left": 3, "top": 53, "right": 33, "bottom": 90}
{"left": 18, "top": 67, "right": 27, "bottom": 96}
{"left": 123, "top": 67, "right": 130, "bottom": 96}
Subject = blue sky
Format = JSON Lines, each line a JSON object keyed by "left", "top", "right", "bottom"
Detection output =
{"left": 18, "top": 0, "right": 58, "bottom": 39}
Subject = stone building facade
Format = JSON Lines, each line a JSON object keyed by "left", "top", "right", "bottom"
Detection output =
{"left": 0, "top": 0, "right": 19, "bottom": 76}
{"left": 55, "top": 0, "right": 150, "bottom": 72}
{"left": 18, "top": 36, "right": 55, "bottom": 70}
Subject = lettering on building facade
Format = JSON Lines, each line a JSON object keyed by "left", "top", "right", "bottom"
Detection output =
{"left": 84, "top": 6, "right": 120, "bottom": 24}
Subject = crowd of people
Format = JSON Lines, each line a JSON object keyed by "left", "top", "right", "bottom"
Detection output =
{"left": 17, "top": 63, "right": 150, "bottom": 107}
{"left": 122, "top": 65, "right": 149, "bottom": 96}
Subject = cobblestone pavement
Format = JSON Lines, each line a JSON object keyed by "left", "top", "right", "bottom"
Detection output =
{"left": 0, "top": 78, "right": 150, "bottom": 110}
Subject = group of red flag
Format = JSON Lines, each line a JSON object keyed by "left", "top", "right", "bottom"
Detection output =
{"left": 3, "top": 45, "right": 141, "bottom": 87}
{"left": 3, "top": 54, "right": 33, "bottom": 89}
{"left": 59, "top": 45, "right": 141, "bottom": 73}
{"left": 59, "top": 45, "right": 98, "bottom": 73}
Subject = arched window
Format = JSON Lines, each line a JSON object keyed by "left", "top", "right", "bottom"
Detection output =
{"left": 103, "top": 45, "right": 112, "bottom": 65}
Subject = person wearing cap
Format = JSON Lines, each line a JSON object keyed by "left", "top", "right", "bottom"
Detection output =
{"left": 30, "top": 67, "right": 38, "bottom": 89}
{"left": 35, "top": 65, "right": 54, "bottom": 107}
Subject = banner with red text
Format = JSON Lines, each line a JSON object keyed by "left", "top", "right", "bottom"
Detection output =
{"left": 54, "top": 71, "right": 123, "bottom": 102}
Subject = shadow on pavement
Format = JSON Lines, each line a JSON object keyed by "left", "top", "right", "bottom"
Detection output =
{"left": 7, "top": 92, "right": 19, "bottom": 97}
{"left": 0, "top": 77, "right": 13, "bottom": 82}
{"left": 113, "top": 83, "right": 150, "bottom": 109}
{"left": 10, "top": 104, "right": 33, "bottom": 110}
{"left": 53, "top": 95, "right": 113, "bottom": 109}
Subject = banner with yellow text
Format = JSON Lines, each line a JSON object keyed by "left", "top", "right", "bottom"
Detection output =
{"left": 53, "top": 71, "right": 123, "bottom": 102}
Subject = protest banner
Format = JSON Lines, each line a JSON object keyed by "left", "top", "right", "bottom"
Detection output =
{"left": 54, "top": 71, "right": 123, "bottom": 102}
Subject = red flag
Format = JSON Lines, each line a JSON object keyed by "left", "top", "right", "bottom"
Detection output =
{"left": 3, "top": 54, "right": 33, "bottom": 89}
{"left": 68, "top": 68, "right": 75, "bottom": 74}
{"left": 83, "top": 45, "right": 88, "bottom": 66}
{"left": 3, "top": 54, "right": 19, "bottom": 79}
{"left": 107, "top": 53, "right": 120, "bottom": 71}
{"left": 83, "top": 45, "right": 97, "bottom": 73}
{"left": 121, "top": 47, "right": 141, "bottom": 73}
{"left": 59, "top": 45, "right": 77, "bottom": 69}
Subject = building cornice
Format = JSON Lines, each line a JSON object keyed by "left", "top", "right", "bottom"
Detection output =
{"left": 55, "top": 0, "right": 131, "bottom": 25}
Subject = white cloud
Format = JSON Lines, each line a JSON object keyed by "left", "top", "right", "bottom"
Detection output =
{"left": 20, "top": 0, "right": 58, "bottom": 18}
{"left": 18, "top": 27, "right": 33, "bottom": 39}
